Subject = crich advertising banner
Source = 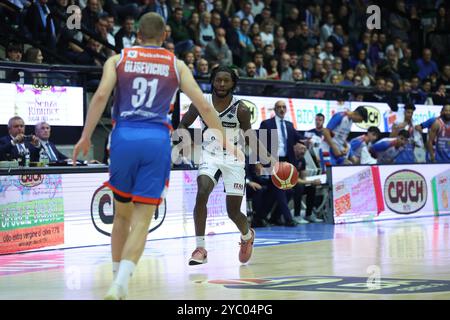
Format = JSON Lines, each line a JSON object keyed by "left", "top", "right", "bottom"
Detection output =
{"left": 179, "top": 93, "right": 442, "bottom": 133}
{"left": 331, "top": 164, "right": 450, "bottom": 224}
{"left": 0, "top": 83, "right": 84, "bottom": 126}
{"left": 0, "top": 170, "right": 241, "bottom": 255}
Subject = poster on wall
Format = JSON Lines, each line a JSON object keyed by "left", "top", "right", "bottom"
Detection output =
{"left": 331, "top": 164, "right": 450, "bottom": 224}
{"left": 179, "top": 93, "right": 442, "bottom": 133}
{"left": 0, "top": 174, "right": 64, "bottom": 254}
{"left": 0, "top": 170, "right": 242, "bottom": 255}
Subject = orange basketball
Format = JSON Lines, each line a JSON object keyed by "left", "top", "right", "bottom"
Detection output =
{"left": 271, "top": 161, "right": 299, "bottom": 190}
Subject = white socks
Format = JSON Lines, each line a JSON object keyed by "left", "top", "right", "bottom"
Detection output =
{"left": 112, "top": 262, "right": 120, "bottom": 280}
{"left": 196, "top": 236, "right": 205, "bottom": 248}
{"left": 114, "top": 260, "right": 136, "bottom": 292}
{"left": 241, "top": 229, "right": 252, "bottom": 241}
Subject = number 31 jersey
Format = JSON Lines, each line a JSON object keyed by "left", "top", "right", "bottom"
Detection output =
{"left": 112, "top": 46, "right": 179, "bottom": 128}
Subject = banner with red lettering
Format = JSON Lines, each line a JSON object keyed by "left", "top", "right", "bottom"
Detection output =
{"left": 330, "top": 164, "right": 450, "bottom": 224}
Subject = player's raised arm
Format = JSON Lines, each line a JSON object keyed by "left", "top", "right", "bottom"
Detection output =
{"left": 72, "top": 55, "right": 120, "bottom": 163}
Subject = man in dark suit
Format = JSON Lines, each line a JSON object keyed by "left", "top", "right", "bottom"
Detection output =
{"left": 0, "top": 116, "right": 41, "bottom": 162}
{"left": 35, "top": 121, "right": 68, "bottom": 162}
{"left": 258, "top": 101, "right": 304, "bottom": 226}
{"left": 24, "top": 0, "right": 57, "bottom": 50}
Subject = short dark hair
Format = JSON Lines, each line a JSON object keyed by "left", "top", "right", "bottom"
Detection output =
{"left": 316, "top": 113, "right": 325, "bottom": 119}
{"left": 367, "top": 126, "right": 381, "bottom": 136}
{"left": 398, "top": 129, "right": 410, "bottom": 139}
{"left": 7, "top": 42, "right": 23, "bottom": 53}
{"left": 354, "top": 106, "right": 368, "bottom": 122}
{"left": 404, "top": 102, "right": 416, "bottom": 111}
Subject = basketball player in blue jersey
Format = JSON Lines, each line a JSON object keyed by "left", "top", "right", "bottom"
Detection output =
{"left": 320, "top": 106, "right": 368, "bottom": 169}
{"left": 179, "top": 66, "right": 276, "bottom": 266}
{"left": 369, "top": 130, "right": 410, "bottom": 164}
{"left": 72, "top": 13, "right": 235, "bottom": 300}
{"left": 348, "top": 126, "right": 380, "bottom": 164}
{"left": 427, "top": 104, "right": 450, "bottom": 163}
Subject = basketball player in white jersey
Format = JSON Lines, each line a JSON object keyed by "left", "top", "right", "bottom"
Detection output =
{"left": 179, "top": 66, "right": 275, "bottom": 265}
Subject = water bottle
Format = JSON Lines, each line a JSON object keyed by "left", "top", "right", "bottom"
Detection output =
{"left": 24, "top": 150, "right": 30, "bottom": 167}
{"left": 40, "top": 148, "right": 49, "bottom": 166}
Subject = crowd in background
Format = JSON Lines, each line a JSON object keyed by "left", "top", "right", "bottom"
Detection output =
{"left": 0, "top": 0, "right": 450, "bottom": 105}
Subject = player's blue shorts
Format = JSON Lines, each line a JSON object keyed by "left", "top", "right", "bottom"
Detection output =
{"left": 319, "top": 149, "right": 346, "bottom": 171}
{"left": 105, "top": 122, "right": 171, "bottom": 205}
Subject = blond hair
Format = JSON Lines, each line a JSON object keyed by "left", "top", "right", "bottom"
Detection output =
{"left": 138, "top": 12, "right": 166, "bottom": 41}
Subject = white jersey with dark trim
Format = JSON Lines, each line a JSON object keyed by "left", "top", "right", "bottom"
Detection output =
{"left": 200, "top": 94, "right": 244, "bottom": 163}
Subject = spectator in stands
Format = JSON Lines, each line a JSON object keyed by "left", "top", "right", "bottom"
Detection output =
{"left": 385, "top": 37, "right": 404, "bottom": 60}
{"left": 34, "top": 121, "right": 68, "bottom": 162}
{"left": 311, "top": 58, "right": 324, "bottom": 80}
{"left": 351, "top": 49, "right": 372, "bottom": 73}
{"left": 260, "top": 22, "right": 274, "bottom": 46}
{"left": 164, "top": 24, "right": 174, "bottom": 44}
{"left": 167, "top": 7, "right": 192, "bottom": 53}
{"left": 114, "top": 16, "right": 137, "bottom": 51}
{"left": 266, "top": 56, "right": 280, "bottom": 80}
{"left": 192, "top": 45, "right": 203, "bottom": 61}
{"left": 50, "top": 0, "right": 70, "bottom": 33}
{"left": 182, "top": 51, "right": 195, "bottom": 66}
{"left": 244, "top": 62, "right": 257, "bottom": 78}
{"left": 211, "top": 0, "right": 231, "bottom": 30}
{"left": 210, "top": 10, "right": 222, "bottom": 31}
{"left": 292, "top": 142, "right": 322, "bottom": 224}
{"left": 252, "top": 34, "right": 264, "bottom": 52}
{"left": 327, "top": 24, "right": 345, "bottom": 54}
{"left": 438, "top": 64, "right": 450, "bottom": 87}
{"left": 249, "top": 21, "right": 260, "bottom": 38}
{"left": 254, "top": 6, "right": 274, "bottom": 27}
{"left": 195, "top": 58, "right": 210, "bottom": 78}
{"left": 319, "top": 41, "right": 334, "bottom": 61}
{"left": 416, "top": 48, "right": 439, "bottom": 81}
{"left": 186, "top": 12, "right": 200, "bottom": 46}
{"left": 204, "top": 27, "right": 233, "bottom": 67}
{"left": 164, "top": 41, "right": 175, "bottom": 53}
{"left": 149, "top": 0, "right": 171, "bottom": 23}
{"left": 25, "top": 0, "right": 57, "bottom": 50}
{"left": 250, "top": 0, "right": 264, "bottom": 17}
{"left": 235, "top": 1, "right": 254, "bottom": 25}
{"left": 304, "top": 2, "right": 321, "bottom": 36}
{"left": 355, "top": 63, "right": 374, "bottom": 87}
{"left": 199, "top": 11, "right": 214, "bottom": 48}
{"left": 253, "top": 51, "right": 267, "bottom": 78}
{"left": 0, "top": 116, "right": 40, "bottom": 162}
{"left": 398, "top": 47, "right": 419, "bottom": 80}
{"left": 292, "top": 67, "right": 303, "bottom": 82}
{"left": 339, "top": 45, "right": 352, "bottom": 72}
{"left": 320, "top": 13, "right": 334, "bottom": 46}
{"left": 5, "top": 42, "right": 23, "bottom": 62}
{"left": 281, "top": 7, "right": 299, "bottom": 35}
{"left": 236, "top": 18, "right": 255, "bottom": 65}
{"left": 377, "top": 49, "right": 400, "bottom": 82}
{"left": 81, "top": 0, "right": 102, "bottom": 32}
{"left": 95, "top": 14, "right": 116, "bottom": 57}
{"left": 226, "top": 16, "right": 243, "bottom": 67}
{"left": 279, "top": 53, "right": 293, "bottom": 81}
{"left": 369, "top": 32, "right": 386, "bottom": 67}
{"left": 339, "top": 68, "right": 355, "bottom": 86}
{"left": 354, "top": 31, "right": 371, "bottom": 54}
{"left": 22, "top": 47, "right": 45, "bottom": 84}
{"left": 432, "top": 84, "right": 450, "bottom": 105}
{"left": 299, "top": 53, "right": 312, "bottom": 81}
{"left": 388, "top": 0, "right": 410, "bottom": 42}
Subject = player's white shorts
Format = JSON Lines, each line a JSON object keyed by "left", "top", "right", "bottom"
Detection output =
{"left": 198, "top": 152, "right": 245, "bottom": 196}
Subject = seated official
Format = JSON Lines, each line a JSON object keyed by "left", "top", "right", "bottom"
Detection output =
{"left": 293, "top": 143, "right": 323, "bottom": 224}
{"left": 0, "top": 116, "right": 40, "bottom": 162}
{"left": 34, "top": 122, "right": 68, "bottom": 162}
{"left": 246, "top": 162, "right": 276, "bottom": 228}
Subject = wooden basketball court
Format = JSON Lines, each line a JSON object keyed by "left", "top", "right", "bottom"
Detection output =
{"left": 1, "top": 215, "right": 449, "bottom": 300}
